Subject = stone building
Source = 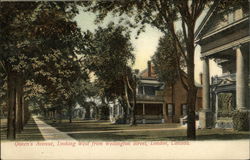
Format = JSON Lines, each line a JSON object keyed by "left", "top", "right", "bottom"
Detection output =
{"left": 195, "top": 2, "right": 250, "bottom": 128}
{"left": 134, "top": 61, "right": 203, "bottom": 123}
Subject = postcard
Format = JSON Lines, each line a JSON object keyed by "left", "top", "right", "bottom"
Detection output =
{"left": 1, "top": 0, "right": 249, "bottom": 159}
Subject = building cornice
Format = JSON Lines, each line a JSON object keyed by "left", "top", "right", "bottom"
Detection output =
{"left": 201, "top": 36, "right": 250, "bottom": 57}
{"left": 196, "top": 17, "right": 249, "bottom": 43}
{"left": 194, "top": 1, "right": 220, "bottom": 40}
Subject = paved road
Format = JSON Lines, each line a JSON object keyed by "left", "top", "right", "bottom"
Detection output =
{"left": 33, "top": 116, "right": 76, "bottom": 140}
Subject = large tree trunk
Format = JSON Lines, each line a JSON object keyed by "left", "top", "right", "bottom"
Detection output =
{"left": 53, "top": 110, "right": 56, "bottom": 120}
{"left": 94, "top": 106, "right": 99, "bottom": 120}
{"left": 171, "top": 84, "right": 175, "bottom": 122}
{"left": 23, "top": 101, "right": 30, "bottom": 125}
{"left": 120, "top": 98, "right": 128, "bottom": 124}
{"left": 68, "top": 105, "right": 72, "bottom": 123}
{"left": 123, "top": 78, "right": 136, "bottom": 126}
{"left": 7, "top": 71, "right": 17, "bottom": 140}
{"left": 22, "top": 95, "right": 25, "bottom": 127}
{"left": 130, "top": 87, "right": 137, "bottom": 126}
{"left": 16, "top": 80, "right": 24, "bottom": 133}
{"left": 85, "top": 105, "right": 91, "bottom": 119}
{"left": 122, "top": 105, "right": 128, "bottom": 124}
{"left": 186, "top": 24, "right": 197, "bottom": 140}
{"left": 57, "top": 107, "right": 62, "bottom": 123}
{"left": 187, "top": 85, "right": 197, "bottom": 139}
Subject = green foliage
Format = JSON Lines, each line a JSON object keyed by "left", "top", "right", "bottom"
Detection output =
{"left": 232, "top": 111, "right": 250, "bottom": 131}
{"left": 217, "top": 0, "right": 248, "bottom": 12}
{"left": 84, "top": 23, "right": 135, "bottom": 102}
{"left": 152, "top": 33, "right": 185, "bottom": 87}
{"left": 85, "top": 0, "right": 216, "bottom": 131}
{"left": 0, "top": 2, "right": 92, "bottom": 116}
{"left": 218, "top": 93, "right": 235, "bottom": 117}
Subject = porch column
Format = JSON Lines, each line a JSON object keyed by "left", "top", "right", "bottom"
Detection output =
{"left": 235, "top": 45, "right": 248, "bottom": 110}
{"left": 142, "top": 103, "right": 146, "bottom": 124}
{"left": 215, "top": 93, "right": 219, "bottom": 122}
{"left": 199, "top": 57, "right": 213, "bottom": 129}
{"left": 142, "top": 86, "right": 145, "bottom": 95}
{"left": 202, "top": 57, "right": 210, "bottom": 110}
{"left": 162, "top": 103, "right": 166, "bottom": 123}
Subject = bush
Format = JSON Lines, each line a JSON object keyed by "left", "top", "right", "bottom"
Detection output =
{"left": 115, "top": 115, "right": 128, "bottom": 124}
{"left": 232, "top": 110, "right": 250, "bottom": 131}
{"left": 217, "top": 112, "right": 233, "bottom": 118}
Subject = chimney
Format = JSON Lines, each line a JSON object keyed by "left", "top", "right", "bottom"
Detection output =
{"left": 148, "top": 61, "right": 152, "bottom": 77}
{"left": 199, "top": 73, "right": 203, "bottom": 85}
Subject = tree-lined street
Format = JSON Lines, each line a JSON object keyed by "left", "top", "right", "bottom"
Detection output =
{"left": 0, "top": 0, "right": 249, "bottom": 144}
{"left": 1, "top": 116, "right": 249, "bottom": 141}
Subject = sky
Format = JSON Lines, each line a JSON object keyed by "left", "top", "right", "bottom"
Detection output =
{"left": 74, "top": 7, "right": 222, "bottom": 84}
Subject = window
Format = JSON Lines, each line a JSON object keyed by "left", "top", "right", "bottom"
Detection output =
{"left": 144, "top": 86, "right": 156, "bottom": 96}
{"left": 167, "top": 104, "right": 175, "bottom": 116}
{"left": 138, "top": 86, "right": 143, "bottom": 95}
{"left": 181, "top": 104, "right": 187, "bottom": 116}
{"left": 228, "top": 12, "right": 235, "bottom": 24}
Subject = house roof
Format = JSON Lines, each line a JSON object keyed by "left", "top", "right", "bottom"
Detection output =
{"left": 194, "top": 0, "right": 221, "bottom": 41}
{"left": 138, "top": 66, "right": 202, "bottom": 88}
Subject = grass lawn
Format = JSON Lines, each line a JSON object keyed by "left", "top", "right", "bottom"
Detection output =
{"left": 1, "top": 117, "right": 44, "bottom": 141}
{"left": 42, "top": 118, "right": 250, "bottom": 141}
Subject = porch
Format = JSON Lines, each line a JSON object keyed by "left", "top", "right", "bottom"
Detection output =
{"left": 210, "top": 73, "right": 250, "bottom": 128}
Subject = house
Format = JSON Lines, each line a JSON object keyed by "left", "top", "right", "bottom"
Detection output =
{"left": 134, "top": 61, "right": 203, "bottom": 124}
{"left": 195, "top": 1, "right": 249, "bottom": 128}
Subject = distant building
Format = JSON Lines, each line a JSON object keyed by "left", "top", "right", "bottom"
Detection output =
{"left": 73, "top": 103, "right": 85, "bottom": 119}
{"left": 195, "top": 2, "right": 249, "bottom": 128}
{"left": 134, "top": 61, "right": 203, "bottom": 124}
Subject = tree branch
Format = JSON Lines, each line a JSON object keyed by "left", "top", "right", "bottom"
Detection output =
{"left": 0, "top": 60, "right": 7, "bottom": 74}
{"left": 154, "top": 1, "right": 188, "bottom": 63}
{"left": 123, "top": 78, "right": 132, "bottom": 109}
{"left": 172, "top": 42, "right": 188, "bottom": 91}
{"left": 126, "top": 75, "right": 133, "bottom": 93}
{"left": 181, "top": 18, "right": 188, "bottom": 48}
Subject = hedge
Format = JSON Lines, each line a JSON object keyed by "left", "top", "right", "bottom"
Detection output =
{"left": 232, "top": 110, "right": 250, "bottom": 131}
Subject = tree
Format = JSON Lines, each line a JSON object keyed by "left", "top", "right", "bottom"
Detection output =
{"left": 86, "top": 0, "right": 246, "bottom": 138}
{"left": 152, "top": 33, "right": 185, "bottom": 87}
{"left": 84, "top": 0, "right": 223, "bottom": 139}
{"left": 0, "top": 2, "right": 85, "bottom": 139}
{"left": 152, "top": 33, "right": 186, "bottom": 118}
{"left": 83, "top": 23, "right": 137, "bottom": 125}
{"left": 1, "top": 2, "right": 38, "bottom": 139}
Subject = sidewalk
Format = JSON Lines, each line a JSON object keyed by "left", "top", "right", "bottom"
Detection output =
{"left": 1, "top": 117, "right": 44, "bottom": 141}
{"left": 33, "top": 116, "right": 76, "bottom": 141}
